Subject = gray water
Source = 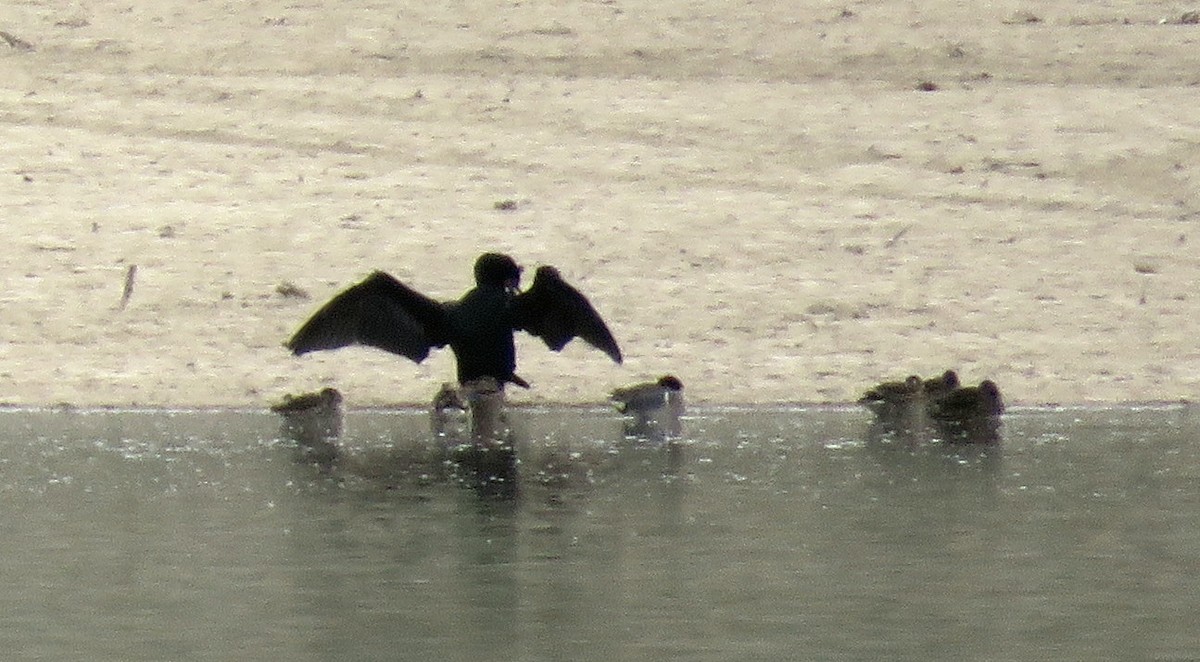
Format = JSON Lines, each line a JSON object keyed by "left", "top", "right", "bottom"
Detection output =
{"left": 1, "top": 405, "right": 1197, "bottom": 661}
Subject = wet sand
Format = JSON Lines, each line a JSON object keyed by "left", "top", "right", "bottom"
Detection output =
{"left": 2, "top": 0, "right": 1199, "bottom": 407}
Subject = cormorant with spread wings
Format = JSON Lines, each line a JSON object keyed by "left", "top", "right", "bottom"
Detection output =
{"left": 284, "top": 253, "right": 622, "bottom": 389}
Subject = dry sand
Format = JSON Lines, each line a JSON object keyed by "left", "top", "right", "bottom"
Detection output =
{"left": 2, "top": 0, "right": 1200, "bottom": 408}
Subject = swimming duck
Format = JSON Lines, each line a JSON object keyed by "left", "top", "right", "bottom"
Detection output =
{"left": 858, "top": 375, "right": 924, "bottom": 416}
{"left": 928, "top": 380, "right": 1005, "bottom": 420}
{"left": 928, "top": 380, "right": 1004, "bottom": 444}
{"left": 285, "top": 253, "right": 623, "bottom": 389}
{"left": 610, "top": 375, "right": 684, "bottom": 415}
{"left": 610, "top": 375, "right": 685, "bottom": 438}
{"left": 271, "top": 387, "right": 344, "bottom": 467}
{"left": 923, "top": 369, "right": 961, "bottom": 400}
{"left": 430, "top": 382, "right": 469, "bottom": 439}
{"left": 270, "top": 387, "right": 344, "bottom": 430}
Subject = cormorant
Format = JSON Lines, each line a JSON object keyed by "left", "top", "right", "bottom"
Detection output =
{"left": 284, "top": 253, "right": 622, "bottom": 389}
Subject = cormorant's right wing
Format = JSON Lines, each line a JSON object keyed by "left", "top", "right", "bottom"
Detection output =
{"left": 285, "top": 271, "right": 452, "bottom": 363}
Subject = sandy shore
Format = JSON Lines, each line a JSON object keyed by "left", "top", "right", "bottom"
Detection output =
{"left": 2, "top": 0, "right": 1200, "bottom": 408}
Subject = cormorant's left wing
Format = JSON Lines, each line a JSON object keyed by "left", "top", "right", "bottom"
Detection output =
{"left": 511, "top": 266, "right": 622, "bottom": 364}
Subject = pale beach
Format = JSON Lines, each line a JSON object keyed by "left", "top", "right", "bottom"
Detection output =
{"left": 2, "top": 0, "right": 1199, "bottom": 408}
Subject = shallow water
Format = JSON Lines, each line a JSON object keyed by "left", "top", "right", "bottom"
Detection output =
{"left": 1, "top": 405, "right": 1197, "bottom": 661}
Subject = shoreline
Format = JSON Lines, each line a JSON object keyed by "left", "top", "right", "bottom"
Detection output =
{"left": 3, "top": 399, "right": 1193, "bottom": 414}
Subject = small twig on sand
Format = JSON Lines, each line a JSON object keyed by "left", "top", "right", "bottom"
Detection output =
{"left": 119, "top": 264, "right": 137, "bottom": 310}
{"left": 885, "top": 225, "right": 911, "bottom": 248}
{"left": 0, "top": 31, "right": 35, "bottom": 51}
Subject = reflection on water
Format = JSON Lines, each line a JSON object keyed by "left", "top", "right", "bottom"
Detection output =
{"left": 1, "top": 405, "right": 1198, "bottom": 660}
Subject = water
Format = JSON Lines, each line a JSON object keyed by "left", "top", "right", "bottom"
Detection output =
{"left": 1, "top": 405, "right": 1197, "bottom": 661}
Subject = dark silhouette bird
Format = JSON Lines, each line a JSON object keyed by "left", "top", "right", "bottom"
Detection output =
{"left": 928, "top": 379, "right": 1005, "bottom": 420}
{"left": 928, "top": 379, "right": 1004, "bottom": 444}
{"left": 860, "top": 370, "right": 962, "bottom": 417}
{"left": 858, "top": 374, "right": 924, "bottom": 416}
{"left": 922, "top": 369, "right": 961, "bottom": 400}
{"left": 285, "top": 253, "right": 622, "bottom": 389}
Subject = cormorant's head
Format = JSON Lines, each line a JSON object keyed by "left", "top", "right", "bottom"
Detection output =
{"left": 474, "top": 253, "right": 522, "bottom": 292}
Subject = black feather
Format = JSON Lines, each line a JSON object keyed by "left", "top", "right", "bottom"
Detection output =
{"left": 512, "top": 266, "right": 623, "bottom": 364}
{"left": 285, "top": 271, "right": 450, "bottom": 363}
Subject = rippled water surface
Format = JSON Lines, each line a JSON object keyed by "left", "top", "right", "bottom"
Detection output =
{"left": 1, "top": 406, "right": 1197, "bottom": 661}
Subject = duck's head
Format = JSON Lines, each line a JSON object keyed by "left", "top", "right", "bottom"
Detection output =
{"left": 431, "top": 383, "right": 467, "bottom": 412}
{"left": 979, "top": 380, "right": 1004, "bottom": 414}
{"left": 925, "top": 370, "right": 960, "bottom": 395}
{"left": 475, "top": 253, "right": 523, "bottom": 292}
{"left": 657, "top": 375, "right": 684, "bottom": 391}
{"left": 318, "top": 387, "right": 343, "bottom": 407}
{"left": 939, "top": 370, "right": 961, "bottom": 389}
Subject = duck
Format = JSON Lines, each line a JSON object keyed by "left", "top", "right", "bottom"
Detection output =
{"left": 858, "top": 375, "right": 924, "bottom": 417}
{"left": 928, "top": 380, "right": 1004, "bottom": 444}
{"left": 271, "top": 387, "right": 344, "bottom": 467}
{"left": 270, "top": 387, "right": 344, "bottom": 432}
{"left": 922, "top": 369, "right": 961, "bottom": 400}
{"left": 430, "top": 382, "right": 468, "bottom": 439}
{"left": 610, "top": 375, "right": 685, "bottom": 438}
{"left": 928, "top": 380, "right": 1004, "bottom": 420}
{"left": 285, "top": 253, "right": 622, "bottom": 390}
{"left": 610, "top": 375, "right": 684, "bottom": 415}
